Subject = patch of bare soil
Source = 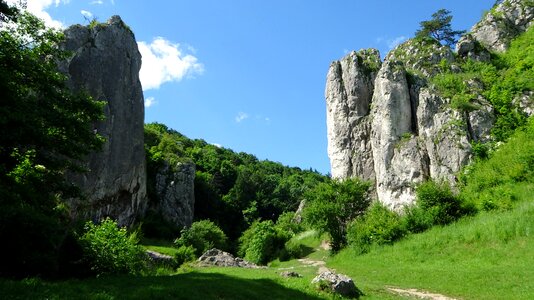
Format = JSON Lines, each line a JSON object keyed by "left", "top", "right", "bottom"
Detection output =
{"left": 387, "top": 287, "right": 459, "bottom": 300}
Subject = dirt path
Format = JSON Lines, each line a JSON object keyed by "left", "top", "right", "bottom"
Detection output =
{"left": 387, "top": 287, "right": 458, "bottom": 300}
{"left": 291, "top": 240, "right": 457, "bottom": 300}
{"left": 296, "top": 257, "right": 329, "bottom": 273}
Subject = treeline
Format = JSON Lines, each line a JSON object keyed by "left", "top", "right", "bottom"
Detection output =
{"left": 144, "top": 123, "right": 328, "bottom": 243}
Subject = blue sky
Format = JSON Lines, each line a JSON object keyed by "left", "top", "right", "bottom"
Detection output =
{"left": 21, "top": 0, "right": 495, "bottom": 174}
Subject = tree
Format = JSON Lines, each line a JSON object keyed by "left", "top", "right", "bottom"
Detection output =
{"left": 303, "top": 178, "right": 370, "bottom": 252}
{"left": 415, "top": 9, "right": 465, "bottom": 47}
{"left": 0, "top": 1, "right": 104, "bottom": 277}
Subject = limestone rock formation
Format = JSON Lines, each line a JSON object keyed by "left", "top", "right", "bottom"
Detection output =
{"left": 61, "top": 16, "right": 146, "bottom": 226}
{"left": 325, "top": 49, "right": 380, "bottom": 180}
{"left": 466, "top": 0, "right": 533, "bottom": 53}
{"left": 197, "top": 249, "right": 263, "bottom": 268}
{"left": 326, "top": 0, "right": 532, "bottom": 209}
{"left": 312, "top": 270, "right": 361, "bottom": 297}
{"left": 154, "top": 161, "right": 196, "bottom": 228}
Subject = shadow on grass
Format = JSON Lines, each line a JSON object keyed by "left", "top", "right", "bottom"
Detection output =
{"left": 1, "top": 271, "right": 323, "bottom": 300}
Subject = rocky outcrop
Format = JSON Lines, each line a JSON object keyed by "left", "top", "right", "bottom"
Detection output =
{"left": 154, "top": 161, "right": 195, "bottom": 228}
{"left": 197, "top": 249, "right": 263, "bottom": 268}
{"left": 61, "top": 16, "right": 146, "bottom": 226}
{"left": 312, "top": 270, "right": 361, "bottom": 297}
{"left": 326, "top": 49, "right": 486, "bottom": 208}
{"left": 463, "top": 0, "right": 533, "bottom": 53}
{"left": 326, "top": 0, "right": 533, "bottom": 209}
{"left": 325, "top": 49, "right": 380, "bottom": 180}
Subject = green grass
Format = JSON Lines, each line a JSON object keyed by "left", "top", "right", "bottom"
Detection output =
{"left": 0, "top": 271, "right": 324, "bottom": 300}
{"left": 328, "top": 200, "right": 534, "bottom": 299}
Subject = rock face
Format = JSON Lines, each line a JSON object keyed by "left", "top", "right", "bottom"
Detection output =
{"left": 464, "top": 0, "right": 534, "bottom": 53}
{"left": 326, "top": 0, "right": 533, "bottom": 209}
{"left": 61, "top": 16, "right": 147, "bottom": 226}
{"left": 326, "top": 46, "right": 477, "bottom": 209}
{"left": 325, "top": 49, "right": 380, "bottom": 180}
{"left": 154, "top": 161, "right": 196, "bottom": 228}
{"left": 197, "top": 249, "right": 263, "bottom": 268}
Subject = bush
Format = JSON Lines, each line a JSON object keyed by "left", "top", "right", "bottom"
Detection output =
{"left": 78, "top": 218, "right": 146, "bottom": 276}
{"left": 402, "top": 205, "right": 434, "bottom": 233}
{"left": 304, "top": 178, "right": 371, "bottom": 252}
{"left": 238, "top": 220, "right": 289, "bottom": 265}
{"left": 275, "top": 211, "right": 304, "bottom": 236}
{"left": 174, "top": 245, "right": 197, "bottom": 267}
{"left": 415, "top": 180, "right": 473, "bottom": 225}
{"left": 347, "top": 202, "right": 406, "bottom": 254}
{"left": 174, "top": 220, "right": 228, "bottom": 257}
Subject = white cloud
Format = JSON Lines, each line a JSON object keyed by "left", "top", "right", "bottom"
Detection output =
{"left": 80, "top": 10, "right": 93, "bottom": 19}
{"left": 90, "top": 0, "right": 104, "bottom": 4}
{"left": 387, "top": 36, "right": 407, "bottom": 49}
{"left": 5, "top": 0, "right": 67, "bottom": 28}
{"left": 138, "top": 37, "right": 204, "bottom": 91}
{"left": 144, "top": 96, "right": 157, "bottom": 108}
{"left": 235, "top": 112, "right": 249, "bottom": 123}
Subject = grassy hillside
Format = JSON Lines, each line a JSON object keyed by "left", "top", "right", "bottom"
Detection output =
{"left": 329, "top": 200, "right": 534, "bottom": 299}
{"left": 326, "top": 117, "right": 534, "bottom": 299}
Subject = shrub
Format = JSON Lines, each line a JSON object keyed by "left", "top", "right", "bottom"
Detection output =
{"left": 347, "top": 202, "right": 406, "bottom": 254}
{"left": 275, "top": 211, "right": 304, "bottom": 236}
{"left": 402, "top": 205, "right": 434, "bottom": 233}
{"left": 78, "top": 218, "right": 146, "bottom": 276}
{"left": 303, "top": 178, "right": 371, "bottom": 252}
{"left": 174, "top": 220, "right": 228, "bottom": 257}
{"left": 174, "top": 245, "right": 197, "bottom": 267}
{"left": 415, "top": 180, "right": 473, "bottom": 225}
{"left": 238, "top": 220, "right": 289, "bottom": 265}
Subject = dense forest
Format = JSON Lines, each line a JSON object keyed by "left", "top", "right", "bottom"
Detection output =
{"left": 143, "top": 123, "right": 328, "bottom": 243}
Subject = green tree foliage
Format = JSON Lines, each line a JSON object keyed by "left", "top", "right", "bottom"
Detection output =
{"left": 415, "top": 9, "right": 465, "bottom": 47}
{"left": 0, "top": 2, "right": 104, "bottom": 277}
{"left": 407, "top": 180, "right": 473, "bottom": 231}
{"left": 144, "top": 123, "right": 327, "bottom": 241}
{"left": 238, "top": 220, "right": 290, "bottom": 265}
{"left": 78, "top": 218, "right": 146, "bottom": 276}
{"left": 347, "top": 202, "right": 406, "bottom": 254}
{"left": 174, "top": 220, "right": 228, "bottom": 257}
{"left": 303, "top": 178, "right": 371, "bottom": 252}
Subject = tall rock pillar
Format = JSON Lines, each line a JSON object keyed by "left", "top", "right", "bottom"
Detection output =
{"left": 61, "top": 16, "right": 147, "bottom": 226}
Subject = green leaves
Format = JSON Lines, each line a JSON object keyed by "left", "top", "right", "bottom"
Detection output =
{"left": 303, "top": 178, "right": 370, "bottom": 252}
{"left": 415, "top": 9, "right": 465, "bottom": 47}
{"left": 79, "top": 218, "right": 146, "bottom": 276}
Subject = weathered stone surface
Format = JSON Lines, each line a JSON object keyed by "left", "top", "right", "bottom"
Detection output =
{"left": 514, "top": 91, "right": 534, "bottom": 117}
{"left": 280, "top": 271, "right": 302, "bottom": 278}
{"left": 469, "top": 0, "right": 534, "bottom": 52}
{"left": 386, "top": 39, "right": 454, "bottom": 77}
{"left": 455, "top": 34, "right": 491, "bottom": 61}
{"left": 146, "top": 250, "right": 175, "bottom": 266}
{"left": 312, "top": 270, "right": 360, "bottom": 297}
{"left": 416, "top": 89, "right": 472, "bottom": 185}
{"left": 369, "top": 60, "right": 418, "bottom": 209}
{"left": 325, "top": 49, "right": 380, "bottom": 180}
{"left": 61, "top": 16, "right": 146, "bottom": 226}
{"left": 293, "top": 199, "right": 306, "bottom": 224}
{"left": 197, "top": 249, "right": 263, "bottom": 268}
{"left": 154, "top": 161, "right": 196, "bottom": 228}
